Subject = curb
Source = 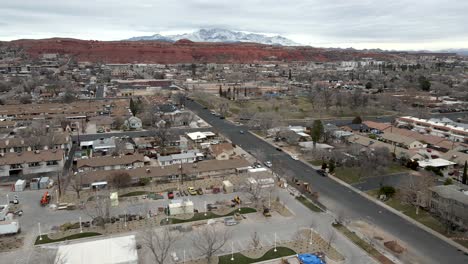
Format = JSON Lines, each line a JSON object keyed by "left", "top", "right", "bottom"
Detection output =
{"left": 249, "top": 130, "right": 468, "bottom": 254}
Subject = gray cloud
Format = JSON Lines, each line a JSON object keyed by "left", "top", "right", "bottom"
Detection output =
{"left": 0, "top": 0, "right": 467, "bottom": 49}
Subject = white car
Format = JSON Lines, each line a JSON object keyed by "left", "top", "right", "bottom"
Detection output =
{"left": 171, "top": 252, "right": 179, "bottom": 261}
{"left": 291, "top": 155, "right": 299, "bottom": 160}
{"left": 264, "top": 161, "right": 272, "bottom": 167}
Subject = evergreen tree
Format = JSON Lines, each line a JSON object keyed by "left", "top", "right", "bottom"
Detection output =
{"left": 311, "top": 120, "right": 324, "bottom": 148}
{"left": 288, "top": 69, "right": 292, "bottom": 80}
{"left": 129, "top": 98, "right": 138, "bottom": 116}
{"left": 219, "top": 86, "right": 223, "bottom": 96}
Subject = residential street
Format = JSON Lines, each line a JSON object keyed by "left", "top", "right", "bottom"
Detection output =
{"left": 185, "top": 99, "right": 468, "bottom": 264}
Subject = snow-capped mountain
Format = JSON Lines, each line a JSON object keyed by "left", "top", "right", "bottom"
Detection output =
{"left": 126, "top": 28, "right": 300, "bottom": 46}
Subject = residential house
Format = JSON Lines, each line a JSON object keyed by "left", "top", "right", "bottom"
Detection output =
{"left": 362, "top": 121, "right": 391, "bottom": 134}
{"left": 380, "top": 132, "right": 426, "bottom": 149}
{"left": 0, "top": 149, "right": 64, "bottom": 177}
{"left": 158, "top": 151, "right": 198, "bottom": 166}
{"left": 76, "top": 154, "right": 146, "bottom": 172}
{"left": 341, "top": 123, "right": 370, "bottom": 133}
{"left": 78, "top": 158, "right": 251, "bottom": 188}
{"left": 92, "top": 137, "right": 116, "bottom": 153}
{"left": 210, "top": 143, "right": 235, "bottom": 160}
{"left": 429, "top": 185, "right": 468, "bottom": 231}
{"left": 0, "top": 133, "right": 71, "bottom": 154}
{"left": 124, "top": 116, "right": 142, "bottom": 130}
{"left": 396, "top": 116, "right": 468, "bottom": 143}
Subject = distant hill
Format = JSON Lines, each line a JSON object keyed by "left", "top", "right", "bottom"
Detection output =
{"left": 3, "top": 38, "right": 395, "bottom": 64}
{"left": 126, "top": 28, "right": 300, "bottom": 46}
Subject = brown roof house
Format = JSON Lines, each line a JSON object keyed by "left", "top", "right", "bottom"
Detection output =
{"left": 76, "top": 154, "right": 146, "bottom": 172}
{"left": 0, "top": 149, "right": 64, "bottom": 177}
{"left": 210, "top": 143, "right": 235, "bottom": 160}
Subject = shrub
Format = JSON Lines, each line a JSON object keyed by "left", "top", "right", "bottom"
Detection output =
{"left": 379, "top": 186, "right": 396, "bottom": 197}
{"left": 444, "top": 178, "right": 453, "bottom": 185}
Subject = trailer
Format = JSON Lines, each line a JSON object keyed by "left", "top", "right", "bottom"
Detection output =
{"left": 39, "top": 177, "right": 50, "bottom": 189}
{"left": 0, "top": 221, "right": 20, "bottom": 236}
{"left": 168, "top": 199, "right": 194, "bottom": 216}
{"left": 30, "top": 178, "right": 40, "bottom": 190}
{"left": 14, "top": 179, "right": 26, "bottom": 192}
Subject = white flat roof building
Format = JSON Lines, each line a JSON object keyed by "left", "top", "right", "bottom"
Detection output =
{"left": 56, "top": 235, "right": 138, "bottom": 264}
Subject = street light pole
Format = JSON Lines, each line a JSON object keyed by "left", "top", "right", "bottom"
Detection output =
{"left": 38, "top": 223, "right": 42, "bottom": 241}
{"left": 79, "top": 217, "right": 83, "bottom": 233}
{"left": 274, "top": 232, "right": 277, "bottom": 252}
{"left": 231, "top": 241, "right": 234, "bottom": 261}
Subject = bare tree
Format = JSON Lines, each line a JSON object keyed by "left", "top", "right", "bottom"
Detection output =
{"left": 111, "top": 171, "right": 132, "bottom": 189}
{"left": 321, "top": 89, "right": 333, "bottom": 111}
{"left": 399, "top": 172, "right": 435, "bottom": 214}
{"left": 85, "top": 190, "right": 111, "bottom": 228}
{"left": 70, "top": 174, "right": 83, "bottom": 199}
{"left": 140, "top": 227, "right": 178, "bottom": 264}
{"left": 191, "top": 225, "right": 231, "bottom": 264}
{"left": 152, "top": 126, "right": 171, "bottom": 155}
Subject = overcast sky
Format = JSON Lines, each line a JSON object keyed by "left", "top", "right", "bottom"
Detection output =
{"left": 1, "top": 0, "right": 467, "bottom": 50}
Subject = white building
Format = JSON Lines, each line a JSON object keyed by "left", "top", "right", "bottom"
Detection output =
{"left": 56, "top": 235, "right": 138, "bottom": 264}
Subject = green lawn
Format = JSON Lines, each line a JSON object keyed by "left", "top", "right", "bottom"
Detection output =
{"left": 161, "top": 207, "right": 257, "bottom": 225}
{"left": 120, "top": 191, "right": 148, "bottom": 197}
{"left": 334, "top": 163, "right": 408, "bottom": 184}
{"left": 218, "top": 247, "right": 296, "bottom": 264}
{"left": 333, "top": 224, "right": 394, "bottom": 264}
{"left": 307, "top": 160, "right": 323, "bottom": 167}
{"left": 334, "top": 167, "right": 363, "bottom": 184}
{"left": 385, "top": 196, "right": 448, "bottom": 235}
{"left": 296, "top": 196, "right": 323, "bottom": 212}
{"left": 35, "top": 232, "right": 102, "bottom": 245}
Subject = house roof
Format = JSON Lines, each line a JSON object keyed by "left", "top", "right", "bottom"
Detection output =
{"left": 417, "top": 158, "right": 456, "bottom": 168}
{"left": 210, "top": 143, "right": 234, "bottom": 157}
{"left": 79, "top": 158, "right": 251, "bottom": 185}
{"left": 363, "top": 121, "right": 392, "bottom": 131}
{"left": 77, "top": 154, "right": 145, "bottom": 168}
{"left": 440, "top": 148, "right": 468, "bottom": 165}
{"left": 0, "top": 149, "right": 64, "bottom": 165}
{"left": 0, "top": 133, "right": 70, "bottom": 149}
{"left": 348, "top": 134, "right": 410, "bottom": 157}
{"left": 430, "top": 185, "right": 468, "bottom": 205}
{"left": 380, "top": 132, "right": 422, "bottom": 146}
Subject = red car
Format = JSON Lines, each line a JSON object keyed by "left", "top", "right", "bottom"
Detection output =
{"left": 168, "top": 191, "right": 174, "bottom": 199}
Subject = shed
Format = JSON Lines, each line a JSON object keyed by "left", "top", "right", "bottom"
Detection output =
{"left": 30, "top": 178, "right": 40, "bottom": 190}
{"left": 14, "top": 180, "right": 26, "bottom": 192}
{"left": 168, "top": 200, "right": 194, "bottom": 215}
{"left": 223, "top": 180, "right": 233, "bottom": 193}
{"left": 39, "top": 177, "right": 50, "bottom": 189}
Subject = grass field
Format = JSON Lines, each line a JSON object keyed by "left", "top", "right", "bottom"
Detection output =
{"left": 333, "top": 223, "right": 395, "bottom": 264}
{"left": 35, "top": 232, "right": 102, "bottom": 245}
{"left": 218, "top": 247, "right": 296, "bottom": 264}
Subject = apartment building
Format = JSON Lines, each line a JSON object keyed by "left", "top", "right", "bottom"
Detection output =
{"left": 0, "top": 149, "right": 64, "bottom": 177}
{"left": 429, "top": 185, "right": 468, "bottom": 231}
{"left": 396, "top": 116, "right": 468, "bottom": 143}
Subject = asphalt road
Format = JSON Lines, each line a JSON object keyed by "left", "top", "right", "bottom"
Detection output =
{"left": 185, "top": 99, "right": 468, "bottom": 264}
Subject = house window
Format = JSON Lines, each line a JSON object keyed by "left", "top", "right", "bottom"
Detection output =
{"left": 10, "top": 164, "right": 23, "bottom": 169}
{"left": 46, "top": 160, "right": 59, "bottom": 166}
{"left": 29, "top": 162, "right": 40, "bottom": 167}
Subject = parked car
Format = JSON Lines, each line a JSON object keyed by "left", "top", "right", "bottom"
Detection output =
{"left": 224, "top": 217, "right": 239, "bottom": 226}
{"left": 207, "top": 204, "right": 218, "bottom": 211}
{"left": 316, "top": 169, "right": 327, "bottom": 177}
{"left": 167, "top": 191, "right": 174, "bottom": 199}
{"left": 187, "top": 187, "right": 197, "bottom": 195}
{"left": 264, "top": 161, "right": 272, "bottom": 168}
{"left": 275, "top": 147, "right": 282, "bottom": 151}
{"left": 239, "top": 130, "right": 244, "bottom": 134}
{"left": 291, "top": 155, "right": 299, "bottom": 160}
{"left": 197, "top": 188, "right": 204, "bottom": 195}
